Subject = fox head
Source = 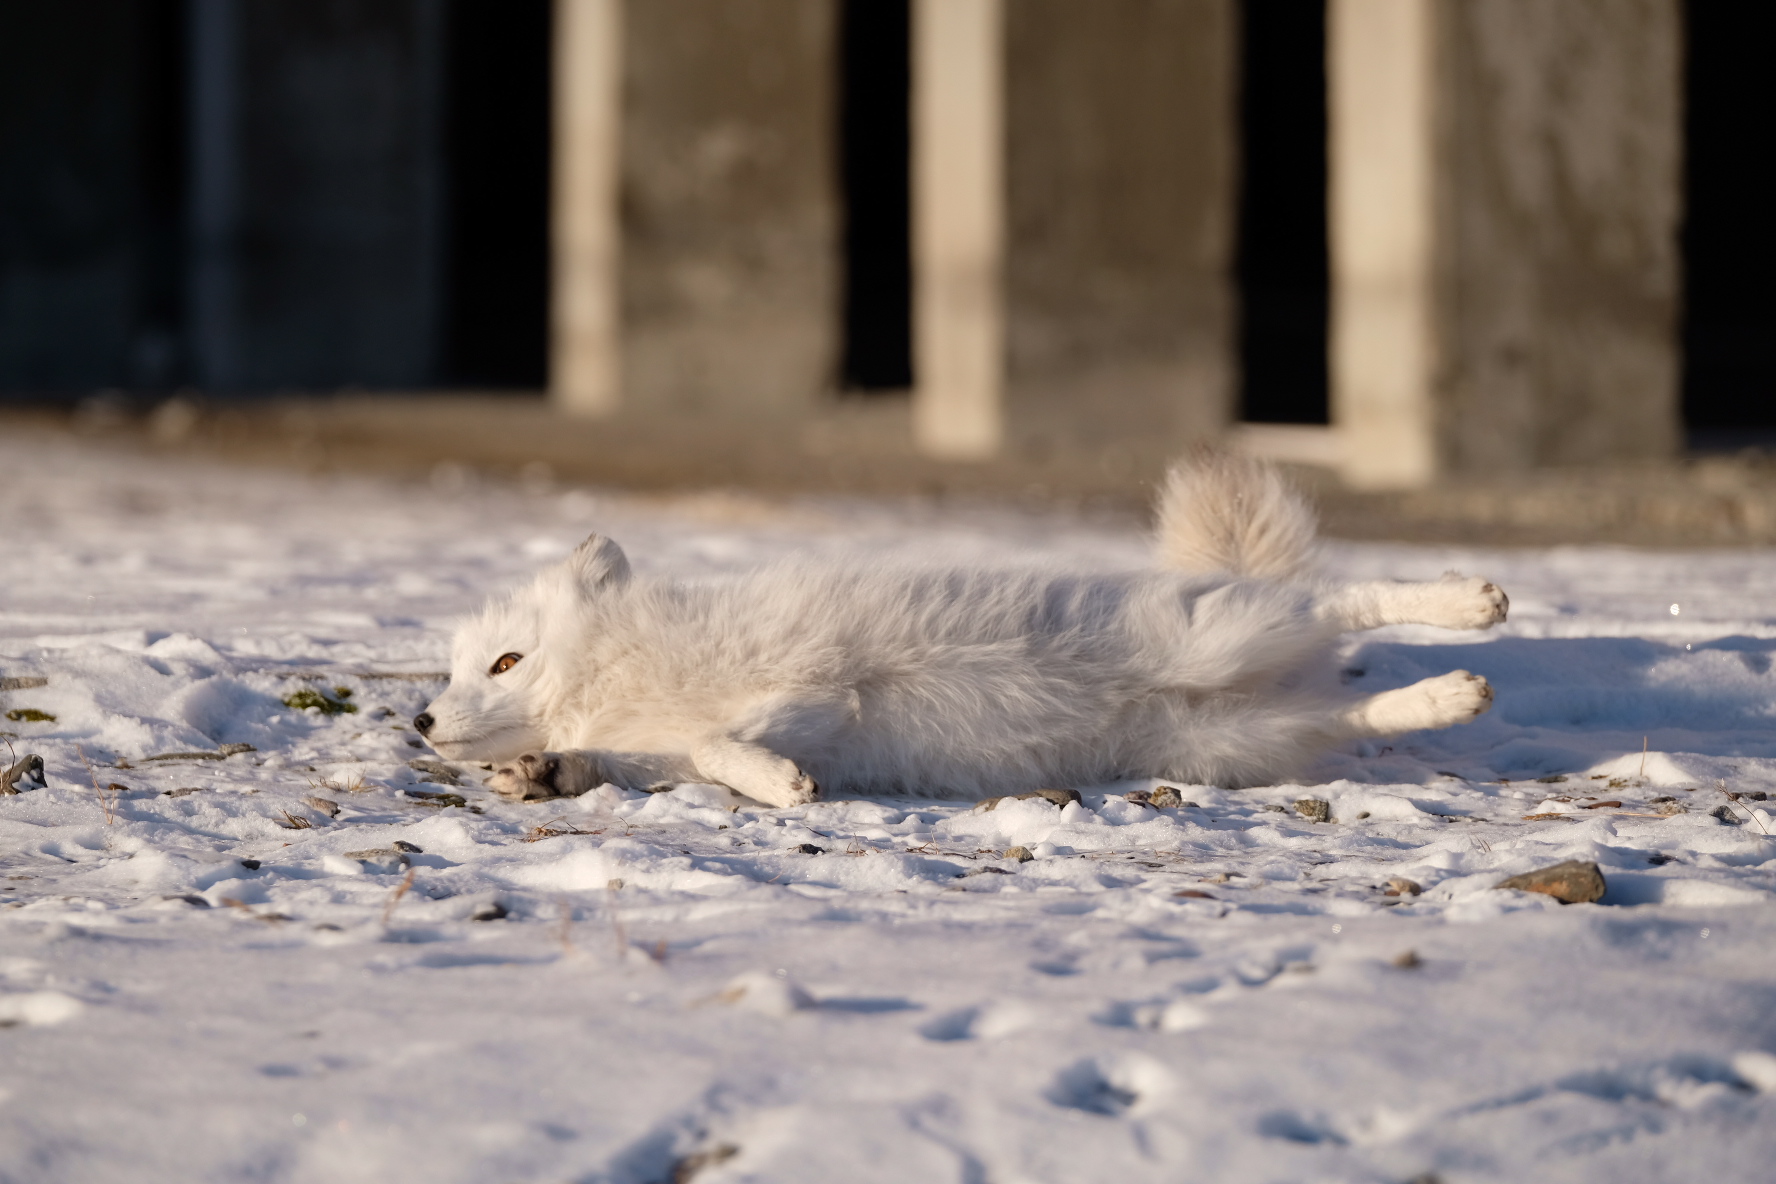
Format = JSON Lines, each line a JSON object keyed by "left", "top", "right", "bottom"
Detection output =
{"left": 414, "top": 533, "right": 630, "bottom": 762}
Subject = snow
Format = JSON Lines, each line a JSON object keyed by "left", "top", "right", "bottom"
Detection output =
{"left": 3, "top": 430, "right": 1776, "bottom": 1182}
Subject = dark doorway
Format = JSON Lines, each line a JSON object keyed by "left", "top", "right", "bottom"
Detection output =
{"left": 442, "top": 0, "right": 552, "bottom": 388}
{"left": 1235, "top": 0, "right": 1329, "bottom": 424}
{"left": 0, "top": 1, "right": 187, "bottom": 394}
{"left": 1682, "top": 2, "right": 1776, "bottom": 440}
{"left": 839, "top": 0, "right": 912, "bottom": 391}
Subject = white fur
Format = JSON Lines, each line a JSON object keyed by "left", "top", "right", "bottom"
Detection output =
{"left": 419, "top": 457, "right": 1508, "bottom": 805}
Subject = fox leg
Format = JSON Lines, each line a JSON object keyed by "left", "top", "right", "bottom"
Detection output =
{"left": 486, "top": 749, "right": 695, "bottom": 799}
{"left": 691, "top": 737, "right": 820, "bottom": 808}
{"left": 1339, "top": 670, "right": 1493, "bottom": 737}
{"left": 1315, "top": 575, "right": 1508, "bottom": 633}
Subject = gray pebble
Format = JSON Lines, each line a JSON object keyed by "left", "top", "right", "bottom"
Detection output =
{"left": 1294, "top": 798, "right": 1332, "bottom": 823}
{"left": 974, "top": 788, "right": 1081, "bottom": 813}
{"left": 1, "top": 754, "right": 46, "bottom": 795}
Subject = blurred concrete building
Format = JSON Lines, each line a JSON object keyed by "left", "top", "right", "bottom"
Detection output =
{"left": 0, "top": 2, "right": 1767, "bottom": 492}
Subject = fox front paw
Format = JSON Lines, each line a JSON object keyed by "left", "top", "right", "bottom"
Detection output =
{"left": 747, "top": 767, "right": 821, "bottom": 809}
{"left": 1436, "top": 573, "right": 1510, "bottom": 630}
{"left": 1423, "top": 669, "right": 1494, "bottom": 726}
{"left": 488, "top": 751, "right": 567, "bottom": 800}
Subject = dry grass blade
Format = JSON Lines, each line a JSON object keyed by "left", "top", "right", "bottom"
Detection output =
{"left": 380, "top": 868, "right": 416, "bottom": 928}
{"left": 218, "top": 896, "right": 290, "bottom": 924}
{"left": 523, "top": 817, "right": 601, "bottom": 842}
{"left": 1719, "top": 785, "right": 1773, "bottom": 836}
{"left": 557, "top": 895, "right": 578, "bottom": 957}
{"left": 604, "top": 882, "right": 630, "bottom": 961}
{"left": 76, "top": 746, "right": 119, "bottom": 825}
{"left": 278, "top": 809, "right": 313, "bottom": 830}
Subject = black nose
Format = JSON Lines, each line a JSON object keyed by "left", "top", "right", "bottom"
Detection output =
{"left": 413, "top": 713, "right": 434, "bottom": 736}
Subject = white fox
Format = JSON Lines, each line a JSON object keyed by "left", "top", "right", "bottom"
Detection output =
{"left": 414, "top": 455, "right": 1505, "bottom": 806}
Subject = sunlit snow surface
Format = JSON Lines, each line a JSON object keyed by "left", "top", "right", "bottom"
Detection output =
{"left": 4, "top": 431, "right": 1776, "bottom": 1183}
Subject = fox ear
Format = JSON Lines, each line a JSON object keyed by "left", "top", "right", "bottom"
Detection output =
{"left": 569, "top": 534, "right": 631, "bottom": 592}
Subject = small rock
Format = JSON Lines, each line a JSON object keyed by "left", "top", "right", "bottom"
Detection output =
{"left": 960, "top": 866, "right": 1010, "bottom": 877}
{"left": 1710, "top": 804, "right": 1740, "bottom": 824}
{"left": 794, "top": 843, "right": 825, "bottom": 855}
{"left": 391, "top": 840, "right": 423, "bottom": 853}
{"left": 1, "top": 754, "right": 46, "bottom": 794}
{"left": 1261, "top": 803, "right": 1288, "bottom": 813}
{"left": 1174, "top": 889, "right": 1215, "bottom": 900}
{"left": 239, "top": 859, "right": 261, "bottom": 870}
{"left": 219, "top": 743, "right": 256, "bottom": 756}
{"left": 1492, "top": 859, "right": 1606, "bottom": 904}
{"left": 162, "top": 894, "right": 210, "bottom": 908}
{"left": 1294, "top": 798, "right": 1332, "bottom": 823}
{"left": 163, "top": 787, "right": 205, "bottom": 798}
{"left": 342, "top": 849, "right": 411, "bottom": 874}
{"left": 404, "top": 789, "right": 467, "bottom": 808}
{"left": 302, "top": 795, "right": 340, "bottom": 817}
{"left": 1003, "top": 846, "right": 1035, "bottom": 862}
{"left": 1535, "top": 774, "right": 1568, "bottom": 784}
{"left": 1124, "top": 789, "right": 1152, "bottom": 806}
{"left": 670, "top": 1143, "right": 740, "bottom": 1184}
{"left": 408, "top": 758, "right": 463, "bottom": 786}
{"left": 974, "top": 788, "right": 1082, "bottom": 812}
{"left": 1392, "top": 949, "right": 1422, "bottom": 969}
{"left": 1149, "top": 785, "right": 1183, "bottom": 808}
{"left": 1383, "top": 877, "right": 1423, "bottom": 897}
{"left": 1732, "top": 1049, "right": 1776, "bottom": 1093}
{"left": 1655, "top": 801, "right": 1687, "bottom": 816}
{"left": 469, "top": 901, "right": 508, "bottom": 922}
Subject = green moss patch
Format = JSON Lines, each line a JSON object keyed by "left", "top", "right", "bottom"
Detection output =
{"left": 282, "top": 687, "right": 358, "bottom": 716}
{"left": 4, "top": 708, "right": 55, "bottom": 723}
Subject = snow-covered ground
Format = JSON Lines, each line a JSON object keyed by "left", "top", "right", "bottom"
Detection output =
{"left": 3, "top": 430, "right": 1776, "bottom": 1183}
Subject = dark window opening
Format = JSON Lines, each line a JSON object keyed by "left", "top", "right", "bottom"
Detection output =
{"left": 1235, "top": 0, "right": 1329, "bottom": 424}
{"left": 1682, "top": 2, "right": 1776, "bottom": 442}
{"left": 839, "top": 0, "right": 912, "bottom": 391}
{"left": 441, "top": 0, "right": 552, "bottom": 388}
{"left": 135, "top": 0, "right": 189, "bottom": 391}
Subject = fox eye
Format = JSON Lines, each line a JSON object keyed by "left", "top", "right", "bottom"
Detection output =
{"left": 489, "top": 653, "right": 523, "bottom": 675}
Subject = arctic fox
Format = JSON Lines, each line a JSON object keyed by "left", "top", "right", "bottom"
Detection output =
{"left": 414, "top": 455, "right": 1506, "bottom": 806}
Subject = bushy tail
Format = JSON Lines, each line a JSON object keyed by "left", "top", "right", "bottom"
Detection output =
{"left": 1155, "top": 451, "right": 1318, "bottom": 579}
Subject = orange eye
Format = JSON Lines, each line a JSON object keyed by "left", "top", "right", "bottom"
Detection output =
{"left": 489, "top": 653, "right": 523, "bottom": 675}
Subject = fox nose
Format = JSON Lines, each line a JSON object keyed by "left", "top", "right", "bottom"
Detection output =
{"left": 413, "top": 712, "right": 435, "bottom": 736}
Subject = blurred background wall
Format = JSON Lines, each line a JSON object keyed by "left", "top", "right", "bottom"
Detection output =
{"left": 0, "top": 1, "right": 1767, "bottom": 495}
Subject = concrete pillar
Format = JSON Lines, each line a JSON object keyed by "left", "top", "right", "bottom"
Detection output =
{"left": 1331, "top": 0, "right": 1682, "bottom": 489}
{"left": 912, "top": 0, "right": 1004, "bottom": 459}
{"left": 1328, "top": 0, "right": 1436, "bottom": 489}
{"left": 620, "top": 0, "right": 838, "bottom": 418}
{"left": 550, "top": 0, "right": 622, "bottom": 417}
{"left": 1003, "top": 0, "right": 1236, "bottom": 472}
